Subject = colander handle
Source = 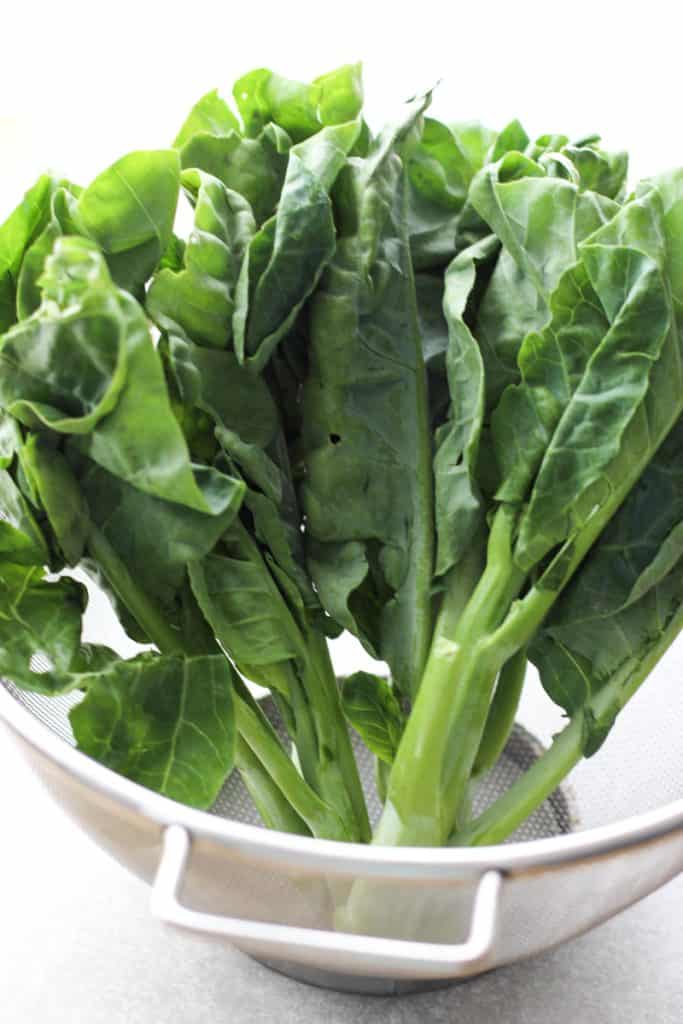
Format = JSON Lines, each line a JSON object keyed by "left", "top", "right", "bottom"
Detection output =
{"left": 151, "top": 825, "right": 503, "bottom": 979}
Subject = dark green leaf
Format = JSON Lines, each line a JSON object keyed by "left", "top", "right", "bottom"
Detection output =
{"left": 301, "top": 97, "right": 434, "bottom": 697}
{"left": 20, "top": 434, "right": 89, "bottom": 565}
{"left": 515, "top": 172, "right": 683, "bottom": 569}
{"left": 147, "top": 170, "right": 255, "bottom": 349}
{"left": 0, "top": 469, "right": 50, "bottom": 565}
{"left": 70, "top": 652, "right": 235, "bottom": 808}
{"left": 234, "top": 120, "right": 360, "bottom": 372}
{"left": 433, "top": 236, "right": 496, "bottom": 576}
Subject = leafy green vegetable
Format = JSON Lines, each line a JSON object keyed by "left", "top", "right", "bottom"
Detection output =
{"left": 1, "top": 70, "right": 681, "bottom": 898}
{"left": 147, "top": 170, "right": 255, "bottom": 349}
{"left": 233, "top": 63, "right": 363, "bottom": 142}
{"left": 70, "top": 652, "right": 235, "bottom": 808}
{"left": 178, "top": 124, "right": 290, "bottom": 225}
{"left": 0, "top": 174, "right": 61, "bottom": 331}
{"left": 301, "top": 96, "right": 434, "bottom": 700}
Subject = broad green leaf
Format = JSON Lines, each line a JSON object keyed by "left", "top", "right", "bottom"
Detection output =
{"left": 189, "top": 530, "right": 303, "bottom": 672}
{"left": 492, "top": 262, "right": 610, "bottom": 504}
{"left": 341, "top": 671, "right": 404, "bottom": 765}
{"left": 20, "top": 434, "right": 89, "bottom": 565}
{"left": 233, "top": 120, "right": 360, "bottom": 372}
{"left": 233, "top": 63, "right": 363, "bottom": 142}
{"left": 515, "top": 173, "right": 683, "bottom": 569}
{"left": 76, "top": 456, "right": 240, "bottom": 613}
{"left": 0, "top": 174, "right": 58, "bottom": 331}
{"left": 400, "top": 117, "right": 474, "bottom": 270}
{"left": 173, "top": 89, "right": 240, "bottom": 149}
{"left": 70, "top": 652, "right": 235, "bottom": 808}
{"left": 0, "top": 564, "right": 85, "bottom": 692}
{"left": 179, "top": 124, "right": 291, "bottom": 225}
{"left": 215, "top": 430, "right": 320, "bottom": 623}
{"left": 433, "top": 235, "right": 497, "bottom": 576}
{"left": 531, "top": 423, "right": 683, "bottom": 753}
{"left": 147, "top": 170, "right": 255, "bottom": 349}
{"left": 301, "top": 97, "right": 434, "bottom": 697}
{"left": 164, "top": 334, "right": 279, "bottom": 449}
{"left": 75, "top": 150, "right": 181, "bottom": 292}
{"left": 471, "top": 165, "right": 619, "bottom": 408}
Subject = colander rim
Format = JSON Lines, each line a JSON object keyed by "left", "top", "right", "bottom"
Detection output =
{"left": 1, "top": 678, "right": 682, "bottom": 879}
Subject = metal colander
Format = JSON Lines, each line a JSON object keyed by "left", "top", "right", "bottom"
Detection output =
{"left": 1, "top": 595, "right": 682, "bottom": 995}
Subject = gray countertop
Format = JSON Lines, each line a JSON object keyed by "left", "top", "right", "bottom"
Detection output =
{"left": 2, "top": 729, "right": 681, "bottom": 1023}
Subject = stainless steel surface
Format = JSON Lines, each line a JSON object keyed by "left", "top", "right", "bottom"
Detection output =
{"left": 152, "top": 825, "right": 502, "bottom": 980}
{"left": 1, "top": 628, "right": 682, "bottom": 992}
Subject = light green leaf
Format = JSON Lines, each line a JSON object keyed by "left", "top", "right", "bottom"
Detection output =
{"left": 341, "top": 671, "right": 404, "bottom": 765}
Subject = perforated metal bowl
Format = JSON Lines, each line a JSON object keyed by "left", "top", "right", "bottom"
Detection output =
{"left": 1, "top": 623, "right": 682, "bottom": 995}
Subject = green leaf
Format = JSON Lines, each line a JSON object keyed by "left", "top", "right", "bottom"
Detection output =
{"left": 76, "top": 456, "right": 240, "bottom": 614}
{"left": 534, "top": 417, "right": 683, "bottom": 680}
{"left": 75, "top": 150, "right": 181, "bottom": 292}
{"left": 559, "top": 144, "right": 628, "bottom": 200}
{"left": 0, "top": 469, "right": 50, "bottom": 566}
{"left": 234, "top": 120, "right": 360, "bottom": 372}
{"left": 400, "top": 117, "right": 475, "bottom": 270}
{"left": 492, "top": 261, "right": 610, "bottom": 505}
{"left": 164, "top": 334, "right": 279, "bottom": 449}
{"left": 173, "top": 89, "right": 240, "bottom": 149}
{"left": 471, "top": 166, "right": 619, "bottom": 408}
{"left": 341, "top": 671, "right": 404, "bottom": 765}
{"left": 179, "top": 124, "right": 291, "bottom": 225}
{"left": 70, "top": 652, "right": 235, "bottom": 809}
{"left": 515, "top": 173, "right": 683, "bottom": 569}
{"left": 147, "top": 170, "right": 255, "bottom": 349}
{"left": 215, "top": 431, "right": 320, "bottom": 624}
{"left": 188, "top": 530, "right": 303, "bottom": 675}
{"left": 20, "top": 434, "right": 89, "bottom": 565}
{"left": 301, "top": 97, "right": 435, "bottom": 697}
{"left": 433, "top": 236, "right": 497, "bottom": 576}
{"left": 233, "top": 63, "right": 363, "bottom": 143}
{"left": 0, "top": 174, "right": 59, "bottom": 331}
{"left": 16, "top": 186, "right": 81, "bottom": 320}
{"left": 0, "top": 564, "right": 85, "bottom": 692}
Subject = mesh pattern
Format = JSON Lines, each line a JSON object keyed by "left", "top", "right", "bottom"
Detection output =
{"left": 3, "top": 681, "right": 573, "bottom": 841}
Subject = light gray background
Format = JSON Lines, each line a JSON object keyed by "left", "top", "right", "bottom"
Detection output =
{"left": 1, "top": 730, "right": 681, "bottom": 1023}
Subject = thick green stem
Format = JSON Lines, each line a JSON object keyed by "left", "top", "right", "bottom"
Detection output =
{"left": 451, "top": 602, "right": 683, "bottom": 846}
{"left": 473, "top": 647, "right": 527, "bottom": 777}
{"left": 375, "top": 507, "right": 525, "bottom": 846}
